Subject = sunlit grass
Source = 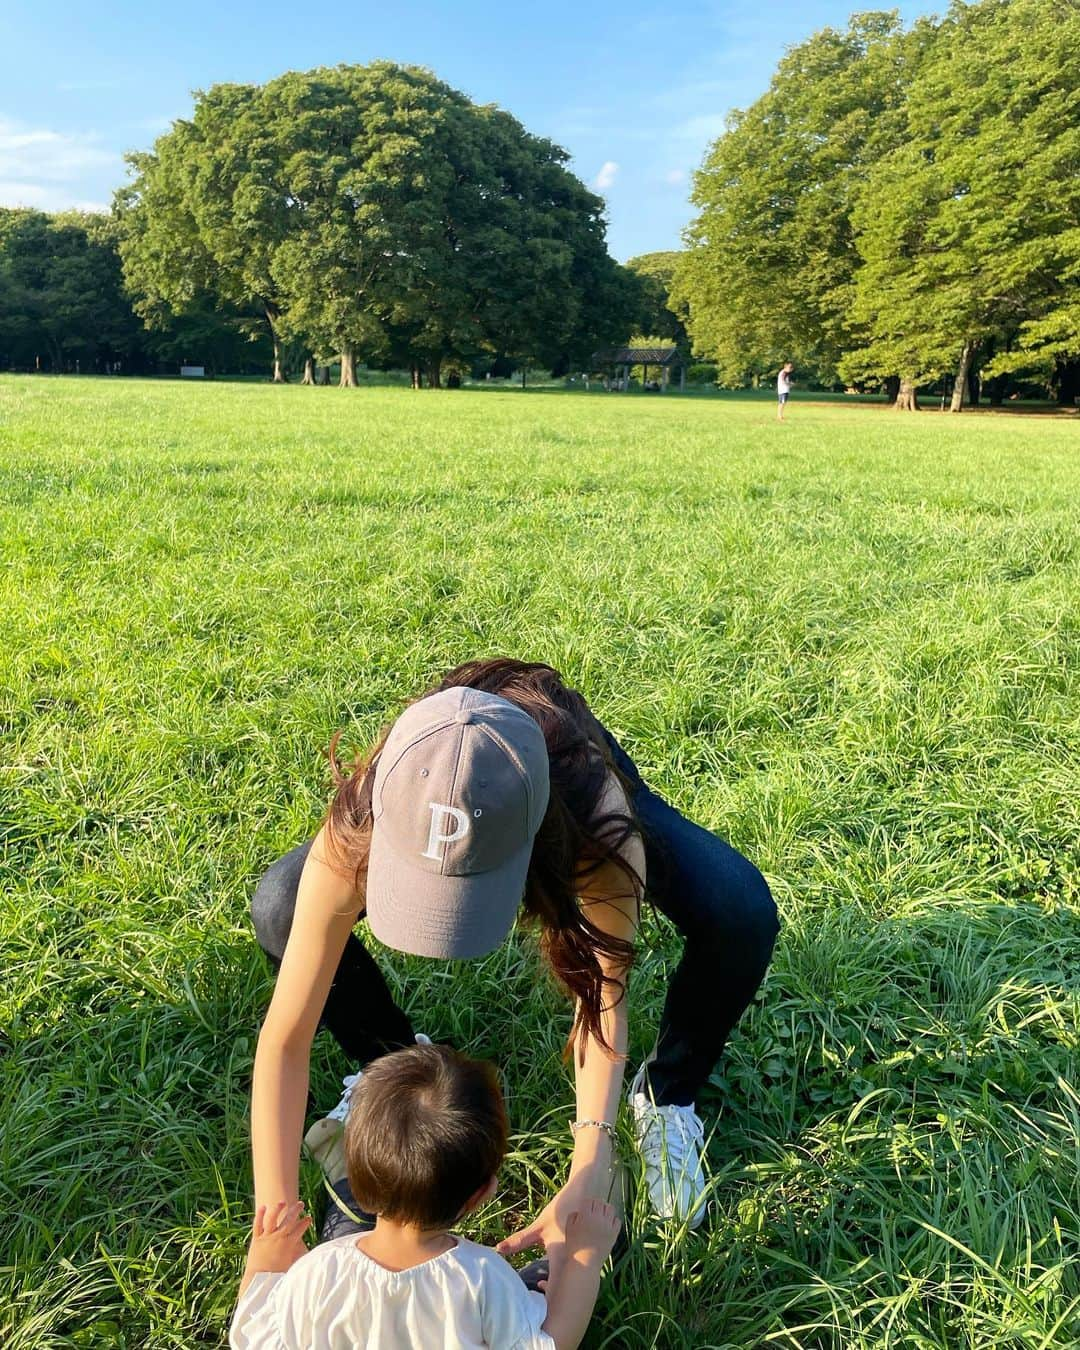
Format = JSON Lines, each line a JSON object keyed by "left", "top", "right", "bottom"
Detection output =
{"left": 2, "top": 375, "right": 1078, "bottom": 1347}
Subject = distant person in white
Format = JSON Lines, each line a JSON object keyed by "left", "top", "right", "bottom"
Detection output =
{"left": 777, "top": 361, "right": 794, "bottom": 420}
{"left": 231, "top": 1043, "right": 621, "bottom": 1350}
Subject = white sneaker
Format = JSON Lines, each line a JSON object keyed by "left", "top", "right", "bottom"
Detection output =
{"left": 628, "top": 1064, "right": 708, "bottom": 1228}
{"left": 304, "top": 1034, "right": 432, "bottom": 1178}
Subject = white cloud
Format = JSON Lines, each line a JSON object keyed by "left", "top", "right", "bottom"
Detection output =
{"left": 0, "top": 180, "right": 51, "bottom": 207}
{"left": 0, "top": 117, "right": 120, "bottom": 213}
{"left": 0, "top": 118, "right": 117, "bottom": 181}
{"left": 594, "top": 160, "right": 619, "bottom": 191}
{"left": 0, "top": 180, "right": 109, "bottom": 212}
{"left": 666, "top": 169, "right": 686, "bottom": 185}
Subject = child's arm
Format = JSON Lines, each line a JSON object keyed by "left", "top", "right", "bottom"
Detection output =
{"left": 540, "top": 1200, "right": 620, "bottom": 1350}
{"left": 238, "top": 1201, "right": 311, "bottom": 1299}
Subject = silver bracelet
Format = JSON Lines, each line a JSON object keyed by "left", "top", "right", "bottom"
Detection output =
{"left": 570, "top": 1118, "right": 617, "bottom": 1142}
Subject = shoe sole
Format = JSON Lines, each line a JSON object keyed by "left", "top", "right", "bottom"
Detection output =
{"left": 303, "top": 1117, "right": 347, "bottom": 1180}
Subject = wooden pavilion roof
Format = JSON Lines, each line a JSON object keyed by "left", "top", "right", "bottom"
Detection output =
{"left": 592, "top": 346, "right": 683, "bottom": 365}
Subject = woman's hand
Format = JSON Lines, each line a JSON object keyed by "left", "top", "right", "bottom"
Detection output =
{"left": 496, "top": 1176, "right": 588, "bottom": 1261}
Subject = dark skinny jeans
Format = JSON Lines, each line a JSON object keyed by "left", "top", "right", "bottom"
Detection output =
{"left": 251, "top": 732, "right": 779, "bottom": 1108}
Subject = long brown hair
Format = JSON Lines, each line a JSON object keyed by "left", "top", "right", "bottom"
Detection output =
{"left": 326, "top": 659, "right": 641, "bottom": 1059}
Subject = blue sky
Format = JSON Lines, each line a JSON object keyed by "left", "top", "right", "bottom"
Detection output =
{"left": 1, "top": 0, "right": 931, "bottom": 260}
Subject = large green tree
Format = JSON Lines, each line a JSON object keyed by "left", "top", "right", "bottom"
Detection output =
{"left": 118, "top": 62, "right": 629, "bottom": 387}
{"left": 270, "top": 64, "right": 632, "bottom": 385}
{"left": 842, "top": 0, "right": 1080, "bottom": 410}
{"left": 674, "top": 0, "right": 1080, "bottom": 407}
{"left": 960, "top": 0, "right": 1080, "bottom": 403}
{"left": 673, "top": 13, "right": 922, "bottom": 387}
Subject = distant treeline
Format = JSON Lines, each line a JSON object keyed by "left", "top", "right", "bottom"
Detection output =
{"left": 0, "top": 198, "right": 683, "bottom": 385}
{"left": 673, "top": 0, "right": 1080, "bottom": 409}
{"left": 0, "top": 208, "right": 273, "bottom": 376}
{"left": 16, "top": 2, "right": 1068, "bottom": 411}
{"left": 2, "top": 63, "right": 692, "bottom": 384}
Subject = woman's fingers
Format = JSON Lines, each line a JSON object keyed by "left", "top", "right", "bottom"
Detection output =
{"left": 252, "top": 1204, "right": 268, "bottom": 1238}
{"left": 496, "top": 1222, "right": 543, "bottom": 1256}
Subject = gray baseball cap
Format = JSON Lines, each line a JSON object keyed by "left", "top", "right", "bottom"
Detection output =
{"left": 366, "top": 686, "right": 551, "bottom": 959}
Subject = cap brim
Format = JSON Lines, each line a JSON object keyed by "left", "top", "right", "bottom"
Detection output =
{"left": 365, "top": 827, "right": 532, "bottom": 960}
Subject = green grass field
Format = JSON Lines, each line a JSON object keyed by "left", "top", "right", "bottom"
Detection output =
{"left": 2, "top": 375, "right": 1078, "bottom": 1348}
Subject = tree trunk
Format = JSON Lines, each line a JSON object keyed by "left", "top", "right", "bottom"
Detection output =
{"left": 949, "top": 340, "right": 975, "bottom": 412}
{"left": 411, "top": 365, "right": 422, "bottom": 389}
{"left": 1053, "top": 358, "right": 1080, "bottom": 406}
{"left": 300, "top": 356, "right": 316, "bottom": 386}
{"left": 426, "top": 360, "right": 441, "bottom": 389}
{"left": 318, "top": 364, "right": 330, "bottom": 386}
{"left": 984, "top": 374, "right": 1007, "bottom": 406}
{"left": 884, "top": 375, "right": 900, "bottom": 404}
{"left": 895, "top": 377, "right": 920, "bottom": 412}
{"left": 339, "top": 349, "right": 357, "bottom": 387}
{"left": 521, "top": 366, "right": 526, "bottom": 389}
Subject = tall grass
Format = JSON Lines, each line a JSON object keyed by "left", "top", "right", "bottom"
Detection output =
{"left": 1, "top": 376, "right": 1077, "bottom": 1347}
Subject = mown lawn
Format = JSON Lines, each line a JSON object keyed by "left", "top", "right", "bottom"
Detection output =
{"left": 2, "top": 375, "right": 1078, "bottom": 1348}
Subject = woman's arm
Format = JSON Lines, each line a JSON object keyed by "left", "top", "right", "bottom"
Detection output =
{"left": 498, "top": 776, "right": 642, "bottom": 1258}
{"left": 251, "top": 827, "right": 362, "bottom": 1208}
{"left": 568, "top": 771, "right": 643, "bottom": 1192}
{"left": 566, "top": 857, "right": 640, "bottom": 1199}
{"left": 237, "top": 1201, "right": 311, "bottom": 1299}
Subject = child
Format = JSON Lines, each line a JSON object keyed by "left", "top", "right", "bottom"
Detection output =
{"left": 777, "top": 361, "right": 794, "bottom": 420}
{"left": 232, "top": 1043, "right": 620, "bottom": 1349}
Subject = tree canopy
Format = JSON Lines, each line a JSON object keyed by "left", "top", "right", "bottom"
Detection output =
{"left": 625, "top": 251, "right": 688, "bottom": 346}
{"left": 674, "top": 0, "right": 1080, "bottom": 407}
{"left": 0, "top": 209, "right": 140, "bottom": 372}
{"left": 0, "top": 205, "right": 270, "bottom": 376}
{"left": 116, "top": 62, "right": 635, "bottom": 385}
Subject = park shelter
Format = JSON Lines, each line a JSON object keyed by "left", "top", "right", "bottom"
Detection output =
{"left": 592, "top": 346, "right": 686, "bottom": 391}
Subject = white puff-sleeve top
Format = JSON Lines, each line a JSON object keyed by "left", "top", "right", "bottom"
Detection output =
{"left": 230, "top": 1235, "right": 556, "bottom": 1349}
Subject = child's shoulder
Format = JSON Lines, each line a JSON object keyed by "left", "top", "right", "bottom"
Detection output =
{"left": 451, "top": 1239, "right": 531, "bottom": 1286}
{"left": 449, "top": 1237, "right": 515, "bottom": 1271}
{"left": 302, "top": 1234, "right": 363, "bottom": 1263}
{"left": 283, "top": 1236, "right": 526, "bottom": 1298}
{"left": 281, "top": 1234, "right": 364, "bottom": 1285}
{"left": 450, "top": 1240, "right": 551, "bottom": 1346}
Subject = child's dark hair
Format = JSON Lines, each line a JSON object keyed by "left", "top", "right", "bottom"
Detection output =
{"left": 344, "top": 1043, "right": 508, "bottom": 1230}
